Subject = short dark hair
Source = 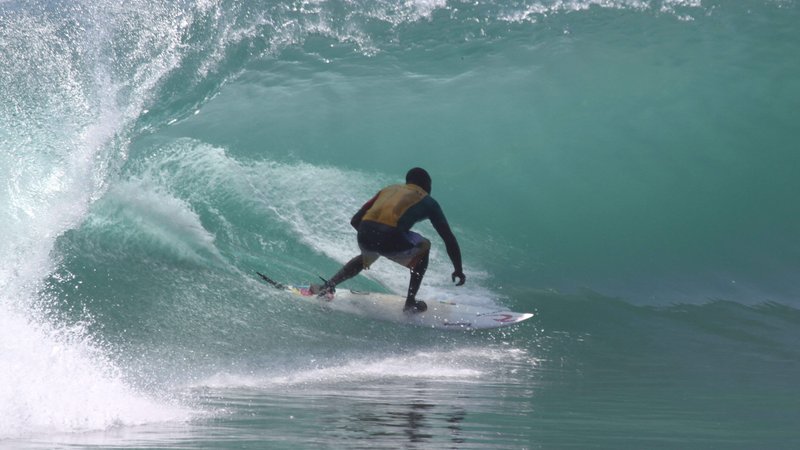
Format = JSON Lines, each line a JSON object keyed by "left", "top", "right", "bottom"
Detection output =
{"left": 406, "top": 167, "right": 431, "bottom": 193}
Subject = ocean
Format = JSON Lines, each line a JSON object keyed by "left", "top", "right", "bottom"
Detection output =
{"left": 2, "top": 0, "right": 799, "bottom": 448}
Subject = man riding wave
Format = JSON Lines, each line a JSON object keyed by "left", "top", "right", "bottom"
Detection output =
{"left": 311, "top": 167, "right": 466, "bottom": 313}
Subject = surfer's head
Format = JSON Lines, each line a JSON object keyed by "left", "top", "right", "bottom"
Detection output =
{"left": 406, "top": 167, "right": 431, "bottom": 193}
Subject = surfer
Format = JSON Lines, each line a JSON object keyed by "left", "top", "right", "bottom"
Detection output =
{"left": 311, "top": 167, "right": 466, "bottom": 313}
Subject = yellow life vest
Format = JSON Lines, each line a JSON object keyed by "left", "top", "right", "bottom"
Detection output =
{"left": 362, "top": 184, "right": 428, "bottom": 228}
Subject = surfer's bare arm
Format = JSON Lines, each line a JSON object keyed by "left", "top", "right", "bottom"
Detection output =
{"left": 431, "top": 214, "right": 465, "bottom": 286}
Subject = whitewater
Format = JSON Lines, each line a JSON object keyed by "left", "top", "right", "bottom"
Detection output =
{"left": 2, "top": 0, "right": 799, "bottom": 448}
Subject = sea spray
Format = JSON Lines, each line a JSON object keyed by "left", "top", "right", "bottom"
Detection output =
{"left": 3, "top": 0, "right": 800, "bottom": 447}
{"left": 0, "top": 0, "right": 229, "bottom": 437}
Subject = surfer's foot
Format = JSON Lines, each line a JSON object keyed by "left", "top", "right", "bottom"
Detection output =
{"left": 403, "top": 300, "right": 427, "bottom": 313}
{"left": 309, "top": 283, "right": 335, "bottom": 301}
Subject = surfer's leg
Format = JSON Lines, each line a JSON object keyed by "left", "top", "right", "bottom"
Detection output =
{"left": 311, "top": 255, "right": 365, "bottom": 297}
{"left": 404, "top": 250, "right": 429, "bottom": 312}
{"left": 329, "top": 255, "right": 364, "bottom": 286}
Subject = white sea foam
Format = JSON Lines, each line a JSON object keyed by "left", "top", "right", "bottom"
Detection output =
{"left": 85, "top": 180, "right": 226, "bottom": 267}
{"left": 193, "top": 347, "right": 535, "bottom": 389}
{"left": 0, "top": 307, "right": 191, "bottom": 439}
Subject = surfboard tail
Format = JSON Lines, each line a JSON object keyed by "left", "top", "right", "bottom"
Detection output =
{"left": 256, "top": 271, "right": 285, "bottom": 289}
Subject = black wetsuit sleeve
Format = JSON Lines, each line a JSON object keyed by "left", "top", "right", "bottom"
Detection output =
{"left": 351, "top": 192, "right": 380, "bottom": 230}
{"left": 429, "top": 201, "right": 463, "bottom": 273}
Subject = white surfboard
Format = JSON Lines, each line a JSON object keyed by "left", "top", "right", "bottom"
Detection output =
{"left": 257, "top": 272, "right": 533, "bottom": 330}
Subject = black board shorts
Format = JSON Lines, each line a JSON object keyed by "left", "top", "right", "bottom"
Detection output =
{"left": 357, "top": 221, "right": 430, "bottom": 268}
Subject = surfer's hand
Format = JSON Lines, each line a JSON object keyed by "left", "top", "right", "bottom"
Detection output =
{"left": 452, "top": 271, "right": 466, "bottom": 286}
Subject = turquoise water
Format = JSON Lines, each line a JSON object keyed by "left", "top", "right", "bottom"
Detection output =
{"left": 2, "top": 0, "right": 800, "bottom": 448}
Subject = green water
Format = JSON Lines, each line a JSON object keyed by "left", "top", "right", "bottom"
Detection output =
{"left": 2, "top": 0, "right": 800, "bottom": 448}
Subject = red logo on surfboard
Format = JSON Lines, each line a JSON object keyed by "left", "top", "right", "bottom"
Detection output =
{"left": 492, "top": 314, "right": 515, "bottom": 323}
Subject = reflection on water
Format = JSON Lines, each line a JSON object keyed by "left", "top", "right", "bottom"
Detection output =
{"left": 4, "top": 374, "right": 535, "bottom": 449}
{"left": 191, "top": 378, "right": 534, "bottom": 449}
